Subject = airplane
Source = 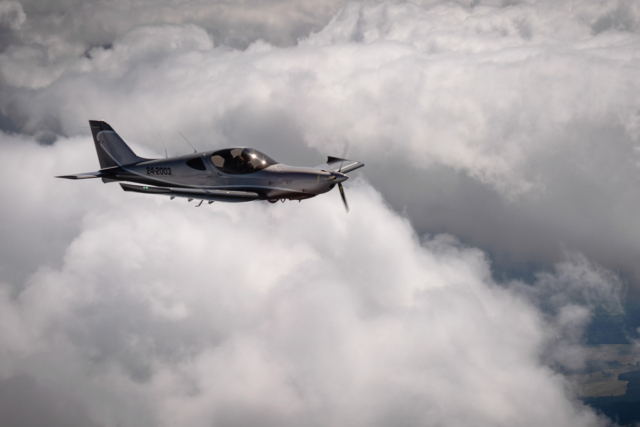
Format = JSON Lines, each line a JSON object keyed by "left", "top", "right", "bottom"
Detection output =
{"left": 57, "top": 120, "right": 364, "bottom": 211}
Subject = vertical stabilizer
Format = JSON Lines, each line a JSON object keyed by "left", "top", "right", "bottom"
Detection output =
{"left": 89, "top": 120, "right": 145, "bottom": 169}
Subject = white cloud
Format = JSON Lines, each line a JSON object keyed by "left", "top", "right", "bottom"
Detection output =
{"left": 13, "top": 0, "right": 343, "bottom": 48}
{"left": 0, "top": 1, "right": 638, "bottom": 424}
{"left": 2, "top": 0, "right": 638, "bottom": 193}
{"left": 2, "top": 0, "right": 637, "bottom": 285}
{"left": 0, "top": 133, "right": 618, "bottom": 426}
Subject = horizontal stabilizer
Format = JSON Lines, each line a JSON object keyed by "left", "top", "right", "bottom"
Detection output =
{"left": 120, "top": 183, "right": 259, "bottom": 203}
{"left": 315, "top": 157, "right": 364, "bottom": 174}
{"left": 56, "top": 171, "right": 103, "bottom": 180}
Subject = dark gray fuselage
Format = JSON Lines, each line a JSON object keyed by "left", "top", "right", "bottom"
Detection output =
{"left": 102, "top": 151, "right": 339, "bottom": 202}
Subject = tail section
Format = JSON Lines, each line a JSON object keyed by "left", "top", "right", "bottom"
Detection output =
{"left": 89, "top": 120, "right": 146, "bottom": 169}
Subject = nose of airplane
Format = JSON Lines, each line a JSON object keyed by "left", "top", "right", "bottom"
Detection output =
{"left": 331, "top": 172, "right": 348, "bottom": 183}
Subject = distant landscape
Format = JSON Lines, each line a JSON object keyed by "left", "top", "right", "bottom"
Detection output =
{"left": 572, "top": 312, "right": 640, "bottom": 425}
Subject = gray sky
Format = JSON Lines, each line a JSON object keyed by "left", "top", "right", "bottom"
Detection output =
{"left": 0, "top": 0, "right": 638, "bottom": 426}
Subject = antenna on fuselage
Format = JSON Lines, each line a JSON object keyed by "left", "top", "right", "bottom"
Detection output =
{"left": 179, "top": 132, "right": 197, "bottom": 153}
{"left": 157, "top": 132, "right": 168, "bottom": 158}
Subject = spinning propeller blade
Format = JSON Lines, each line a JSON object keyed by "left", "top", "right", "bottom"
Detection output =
{"left": 337, "top": 140, "right": 350, "bottom": 212}
{"left": 338, "top": 182, "right": 349, "bottom": 213}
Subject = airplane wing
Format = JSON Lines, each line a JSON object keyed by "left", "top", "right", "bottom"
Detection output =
{"left": 56, "top": 166, "right": 119, "bottom": 180}
{"left": 56, "top": 171, "right": 103, "bottom": 179}
{"left": 314, "top": 157, "right": 364, "bottom": 174}
{"left": 120, "top": 183, "right": 260, "bottom": 203}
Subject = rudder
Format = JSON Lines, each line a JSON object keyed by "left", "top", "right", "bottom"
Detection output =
{"left": 89, "top": 120, "right": 145, "bottom": 169}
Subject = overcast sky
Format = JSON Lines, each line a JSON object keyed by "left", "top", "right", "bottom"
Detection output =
{"left": 1, "top": 0, "right": 639, "bottom": 426}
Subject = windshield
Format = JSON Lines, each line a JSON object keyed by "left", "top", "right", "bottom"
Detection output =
{"left": 210, "top": 148, "right": 278, "bottom": 175}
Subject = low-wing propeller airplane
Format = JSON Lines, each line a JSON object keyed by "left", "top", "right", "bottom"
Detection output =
{"left": 57, "top": 120, "right": 364, "bottom": 211}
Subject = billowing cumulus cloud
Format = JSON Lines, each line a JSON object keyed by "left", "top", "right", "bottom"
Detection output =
{"left": 8, "top": 0, "right": 343, "bottom": 49}
{"left": 0, "top": 133, "right": 621, "bottom": 427}
{"left": 0, "top": 0, "right": 638, "bottom": 425}
{"left": 1, "top": 0, "right": 639, "bottom": 287}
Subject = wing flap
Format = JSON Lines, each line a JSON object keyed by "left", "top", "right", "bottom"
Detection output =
{"left": 314, "top": 157, "right": 364, "bottom": 174}
{"left": 120, "top": 183, "right": 259, "bottom": 203}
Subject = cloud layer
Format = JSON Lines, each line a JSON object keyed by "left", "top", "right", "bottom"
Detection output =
{"left": 10, "top": 0, "right": 343, "bottom": 48}
{"left": 0, "top": 0, "right": 638, "bottom": 425}
{"left": 0, "top": 134, "right": 618, "bottom": 427}
{"left": 1, "top": 0, "right": 639, "bottom": 286}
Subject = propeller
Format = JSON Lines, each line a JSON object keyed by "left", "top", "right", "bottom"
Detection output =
{"left": 338, "top": 181, "right": 349, "bottom": 212}
{"left": 328, "top": 172, "right": 349, "bottom": 212}
{"left": 335, "top": 141, "right": 350, "bottom": 212}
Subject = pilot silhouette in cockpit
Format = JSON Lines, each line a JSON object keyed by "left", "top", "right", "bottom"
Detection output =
{"left": 233, "top": 153, "right": 246, "bottom": 172}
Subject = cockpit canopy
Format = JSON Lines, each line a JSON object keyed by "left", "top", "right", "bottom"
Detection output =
{"left": 210, "top": 148, "right": 278, "bottom": 175}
